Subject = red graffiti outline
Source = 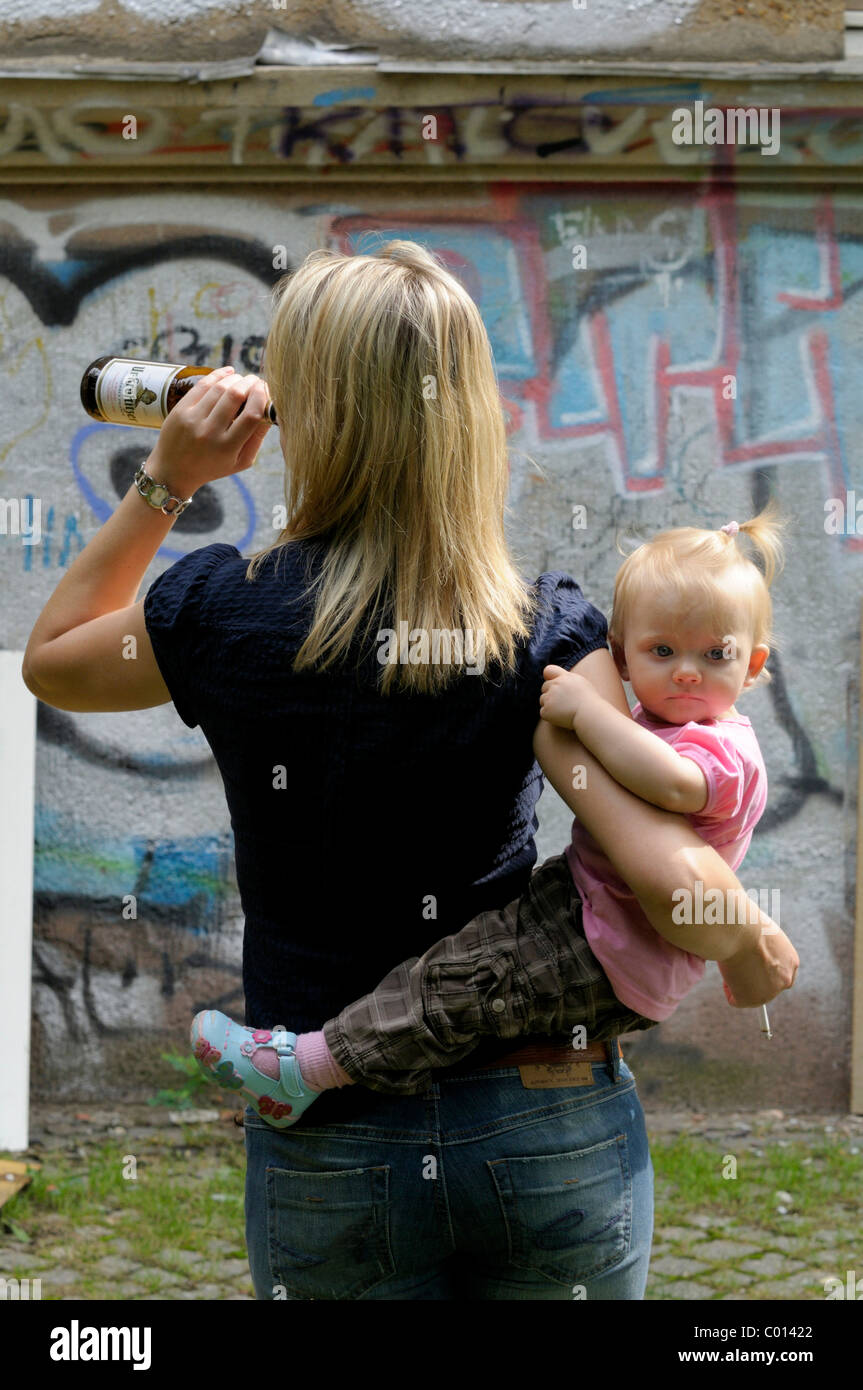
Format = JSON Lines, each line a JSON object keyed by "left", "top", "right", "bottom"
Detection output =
{"left": 330, "top": 189, "right": 860, "bottom": 548}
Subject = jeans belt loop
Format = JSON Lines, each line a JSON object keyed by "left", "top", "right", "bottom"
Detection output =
{"left": 606, "top": 1038, "right": 621, "bottom": 1082}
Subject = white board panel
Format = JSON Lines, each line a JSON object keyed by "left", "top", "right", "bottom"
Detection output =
{"left": 0, "top": 653, "right": 37, "bottom": 1151}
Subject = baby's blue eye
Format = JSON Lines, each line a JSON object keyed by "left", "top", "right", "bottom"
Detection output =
{"left": 707, "top": 648, "right": 727, "bottom": 661}
{"left": 653, "top": 645, "right": 673, "bottom": 657}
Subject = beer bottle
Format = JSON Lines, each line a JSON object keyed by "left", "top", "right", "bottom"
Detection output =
{"left": 80, "top": 357, "right": 277, "bottom": 429}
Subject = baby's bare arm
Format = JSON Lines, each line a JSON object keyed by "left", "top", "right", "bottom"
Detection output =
{"left": 541, "top": 664, "right": 708, "bottom": 813}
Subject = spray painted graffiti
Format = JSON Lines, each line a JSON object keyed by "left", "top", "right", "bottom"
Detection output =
{"left": 4, "top": 200, "right": 860, "bottom": 537}
{"left": 336, "top": 191, "right": 862, "bottom": 550}
{"left": 32, "top": 810, "right": 243, "bottom": 1046}
{"left": 3, "top": 97, "right": 863, "bottom": 174}
{"left": 1, "top": 184, "right": 856, "bottom": 1098}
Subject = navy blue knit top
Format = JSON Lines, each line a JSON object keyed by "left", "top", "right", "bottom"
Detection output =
{"left": 144, "top": 540, "right": 607, "bottom": 1089}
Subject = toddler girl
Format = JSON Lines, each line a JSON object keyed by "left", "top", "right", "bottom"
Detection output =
{"left": 191, "top": 507, "right": 787, "bottom": 1127}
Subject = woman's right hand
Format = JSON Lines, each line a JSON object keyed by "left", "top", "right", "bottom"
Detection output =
{"left": 718, "top": 926, "right": 799, "bottom": 1008}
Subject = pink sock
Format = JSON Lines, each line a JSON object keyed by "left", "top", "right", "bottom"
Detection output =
{"left": 295, "top": 1031, "right": 355, "bottom": 1091}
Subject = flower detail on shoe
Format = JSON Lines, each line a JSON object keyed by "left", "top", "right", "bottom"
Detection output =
{"left": 191, "top": 1011, "right": 317, "bottom": 1130}
{"left": 194, "top": 1039, "right": 221, "bottom": 1067}
{"left": 213, "top": 1060, "right": 244, "bottom": 1090}
{"left": 258, "top": 1095, "right": 293, "bottom": 1120}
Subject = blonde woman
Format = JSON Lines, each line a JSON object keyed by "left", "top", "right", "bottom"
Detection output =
{"left": 191, "top": 504, "right": 798, "bottom": 1126}
{"left": 24, "top": 241, "right": 795, "bottom": 1301}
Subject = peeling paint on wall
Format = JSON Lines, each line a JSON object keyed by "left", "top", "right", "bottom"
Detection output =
{"left": 0, "top": 0, "right": 846, "bottom": 64}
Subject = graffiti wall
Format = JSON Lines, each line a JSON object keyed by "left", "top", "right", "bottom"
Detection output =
{"left": 0, "top": 182, "right": 858, "bottom": 1108}
{"left": 4, "top": 94, "right": 863, "bottom": 176}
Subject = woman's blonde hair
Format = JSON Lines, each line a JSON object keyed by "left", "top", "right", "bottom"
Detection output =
{"left": 245, "top": 240, "right": 538, "bottom": 695}
{"left": 608, "top": 501, "right": 787, "bottom": 687}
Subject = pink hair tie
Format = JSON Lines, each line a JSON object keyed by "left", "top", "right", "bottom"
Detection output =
{"left": 720, "top": 520, "right": 739, "bottom": 536}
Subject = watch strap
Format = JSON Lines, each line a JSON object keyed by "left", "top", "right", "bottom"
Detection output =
{"left": 134, "top": 464, "right": 194, "bottom": 517}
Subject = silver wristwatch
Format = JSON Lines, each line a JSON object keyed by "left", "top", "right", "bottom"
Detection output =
{"left": 134, "top": 464, "right": 194, "bottom": 517}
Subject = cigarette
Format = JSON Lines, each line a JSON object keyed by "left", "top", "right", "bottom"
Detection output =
{"left": 760, "top": 1004, "right": 773, "bottom": 1039}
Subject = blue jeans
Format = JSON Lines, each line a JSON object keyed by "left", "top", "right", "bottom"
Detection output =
{"left": 244, "top": 1054, "right": 654, "bottom": 1300}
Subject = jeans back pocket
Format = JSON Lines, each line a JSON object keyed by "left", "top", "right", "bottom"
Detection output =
{"left": 487, "top": 1133, "right": 631, "bottom": 1286}
{"left": 266, "top": 1163, "right": 395, "bottom": 1300}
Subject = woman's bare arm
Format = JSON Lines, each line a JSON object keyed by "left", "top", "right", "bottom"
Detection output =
{"left": 533, "top": 718, "right": 798, "bottom": 1001}
{"left": 533, "top": 717, "right": 761, "bottom": 960}
{"left": 533, "top": 649, "right": 798, "bottom": 1001}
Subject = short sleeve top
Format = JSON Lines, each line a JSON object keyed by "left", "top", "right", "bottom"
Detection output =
{"left": 143, "top": 540, "right": 608, "bottom": 1042}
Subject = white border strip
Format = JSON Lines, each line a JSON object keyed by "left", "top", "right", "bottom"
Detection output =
{"left": 0, "top": 654, "right": 36, "bottom": 1151}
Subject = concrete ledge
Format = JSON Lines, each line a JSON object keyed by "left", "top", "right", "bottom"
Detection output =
{"left": 2, "top": 67, "right": 863, "bottom": 184}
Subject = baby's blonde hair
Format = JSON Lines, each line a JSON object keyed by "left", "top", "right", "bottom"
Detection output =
{"left": 608, "top": 501, "right": 787, "bottom": 687}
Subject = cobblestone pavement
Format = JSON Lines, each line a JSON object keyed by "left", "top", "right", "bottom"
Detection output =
{"left": 1, "top": 1104, "right": 256, "bottom": 1301}
{"left": 644, "top": 1108, "right": 863, "bottom": 1301}
{"left": 0, "top": 1103, "right": 860, "bottom": 1300}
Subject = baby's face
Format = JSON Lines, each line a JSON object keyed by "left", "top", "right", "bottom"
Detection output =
{"left": 614, "top": 593, "right": 767, "bottom": 724}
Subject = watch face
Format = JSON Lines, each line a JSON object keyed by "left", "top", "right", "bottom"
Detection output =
{"left": 149, "top": 484, "right": 170, "bottom": 507}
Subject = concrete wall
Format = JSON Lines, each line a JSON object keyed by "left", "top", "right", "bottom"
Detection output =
{"left": 0, "top": 0, "right": 847, "bottom": 65}
{"left": 2, "top": 173, "right": 858, "bottom": 1111}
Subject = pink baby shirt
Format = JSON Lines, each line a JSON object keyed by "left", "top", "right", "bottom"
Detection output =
{"left": 564, "top": 703, "right": 768, "bottom": 1021}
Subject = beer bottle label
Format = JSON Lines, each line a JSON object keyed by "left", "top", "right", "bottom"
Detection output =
{"left": 94, "top": 360, "right": 180, "bottom": 427}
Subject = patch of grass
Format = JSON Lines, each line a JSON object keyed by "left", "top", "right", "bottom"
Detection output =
{"left": 650, "top": 1133, "right": 861, "bottom": 1219}
{"left": 649, "top": 1132, "right": 862, "bottom": 1268}
{"left": 2, "top": 1124, "right": 248, "bottom": 1288}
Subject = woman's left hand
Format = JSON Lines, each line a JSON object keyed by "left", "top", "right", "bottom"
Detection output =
{"left": 145, "top": 366, "right": 272, "bottom": 496}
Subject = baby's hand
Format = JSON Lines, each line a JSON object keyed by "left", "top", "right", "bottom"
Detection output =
{"left": 539, "top": 665, "right": 591, "bottom": 730}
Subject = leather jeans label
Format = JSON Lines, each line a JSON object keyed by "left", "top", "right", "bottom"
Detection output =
{"left": 518, "top": 1061, "right": 595, "bottom": 1088}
